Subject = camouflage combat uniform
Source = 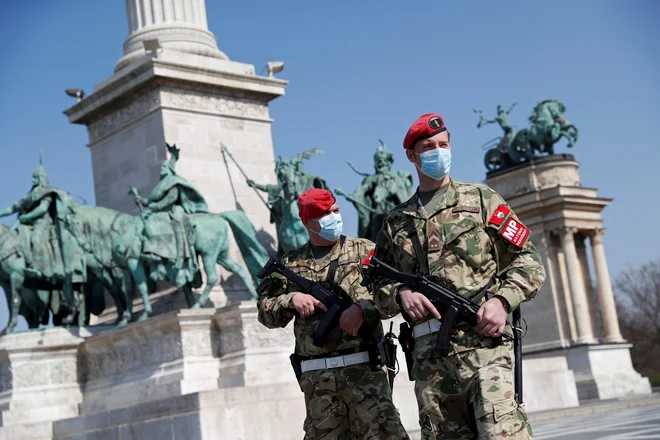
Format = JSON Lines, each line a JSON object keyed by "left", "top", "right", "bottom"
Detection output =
{"left": 373, "top": 179, "right": 546, "bottom": 440}
{"left": 257, "top": 237, "right": 409, "bottom": 440}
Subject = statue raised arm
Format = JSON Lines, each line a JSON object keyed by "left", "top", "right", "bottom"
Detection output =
{"left": 474, "top": 103, "right": 516, "bottom": 135}
{"left": 474, "top": 108, "right": 497, "bottom": 129}
{"left": 505, "top": 102, "right": 518, "bottom": 115}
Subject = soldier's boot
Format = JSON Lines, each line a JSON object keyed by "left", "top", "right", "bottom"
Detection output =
{"left": 172, "top": 223, "right": 187, "bottom": 287}
{"left": 61, "top": 273, "right": 76, "bottom": 325}
{"left": 185, "top": 225, "right": 198, "bottom": 282}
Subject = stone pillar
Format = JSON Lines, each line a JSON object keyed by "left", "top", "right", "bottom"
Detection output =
{"left": 116, "top": 0, "right": 228, "bottom": 72}
{"left": 575, "top": 233, "right": 602, "bottom": 338}
{"left": 555, "top": 242, "right": 578, "bottom": 341}
{"left": 588, "top": 229, "right": 625, "bottom": 343}
{"left": 559, "top": 227, "right": 597, "bottom": 344}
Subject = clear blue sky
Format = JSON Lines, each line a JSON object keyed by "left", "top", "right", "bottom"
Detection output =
{"left": 1, "top": 1, "right": 658, "bottom": 330}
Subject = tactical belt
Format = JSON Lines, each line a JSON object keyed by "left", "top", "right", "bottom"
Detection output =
{"left": 413, "top": 318, "right": 443, "bottom": 339}
{"left": 295, "top": 344, "right": 368, "bottom": 361}
{"left": 300, "top": 351, "right": 370, "bottom": 373}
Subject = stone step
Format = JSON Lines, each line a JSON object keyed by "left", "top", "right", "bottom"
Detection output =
{"left": 0, "top": 420, "right": 52, "bottom": 440}
{"left": 1, "top": 404, "right": 78, "bottom": 426}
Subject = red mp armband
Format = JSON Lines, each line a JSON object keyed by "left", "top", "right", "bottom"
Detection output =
{"left": 500, "top": 217, "right": 530, "bottom": 247}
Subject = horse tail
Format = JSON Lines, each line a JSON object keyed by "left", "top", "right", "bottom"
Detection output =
{"left": 219, "top": 211, "right": 270, "bottom": 287}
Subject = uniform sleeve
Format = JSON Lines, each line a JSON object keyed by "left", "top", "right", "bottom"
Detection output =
{"left": 481, "top": 189, "right": 546, "bottom": 310}
{"left": 369, "top": 218, "right": 404, "bottom": 317}
{"left": 256, "top": 273, "right": 298, "bottom": 328}
{"left": 351, "top": 239, "right": 394, "bottom": 322}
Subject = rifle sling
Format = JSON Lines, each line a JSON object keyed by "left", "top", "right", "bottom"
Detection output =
{"left": 326, "top": 235, "right": 347, "bottom": 284}
{"left": 404, "top": 216, "right": 429, "bottom": 275}
{"left": 404, "top": 215, "right": 497, "bottom": 357}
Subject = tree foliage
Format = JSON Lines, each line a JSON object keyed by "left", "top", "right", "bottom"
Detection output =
{"left": 614, "top": 259, "right": 660, "bottom": 379}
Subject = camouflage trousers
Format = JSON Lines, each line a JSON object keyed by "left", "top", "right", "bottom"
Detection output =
{"left": 299, "top": 363, "right": 409, "bottom": 439}
{"left": 412, "top": 340, "right": 532, "bottom": 440}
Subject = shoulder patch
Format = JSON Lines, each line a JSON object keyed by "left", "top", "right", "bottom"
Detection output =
{"left": 453, "top": 205, "right": 480, "bottom": 214}
{"left": 362, "top": 249, "right": 374, "bottom": 265}
{"left": 500, "top": 217, "right": 530, "bottom": 247}
{"left": 488, "top": 205, "right": 510, "bottom": 226}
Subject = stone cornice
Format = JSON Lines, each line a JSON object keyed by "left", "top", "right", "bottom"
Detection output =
{"left": 63, "top": 56, "right": 287, "bottom": 126}
{"left": 84, "top": 85, "right": 274, "bottom": 145}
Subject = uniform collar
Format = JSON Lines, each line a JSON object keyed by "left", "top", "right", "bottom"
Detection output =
{"left": 300, "top": 237, "right": 345, "bottom": 267}
{"left": 402, "top": 178, "right": 460, "bottom": 220}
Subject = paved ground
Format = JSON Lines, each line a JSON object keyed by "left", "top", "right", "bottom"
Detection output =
{"left": 532, "top": 403, "right": 660, "bottom": 439}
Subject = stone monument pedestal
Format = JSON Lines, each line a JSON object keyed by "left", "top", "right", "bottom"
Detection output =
{"left": 521, "top": 353, "right": 580, "bottom": 411}
{"left": 0, "top": 329, "right": 86, "bottom": 440}
{"left": 564, "top": 343, "right": 652, "bottom": 400}
{"left": 0, "top": 306, "right": 425, "bottom": 439}
{"left": 53, "top": 383, "right": 306, "bottom": 440}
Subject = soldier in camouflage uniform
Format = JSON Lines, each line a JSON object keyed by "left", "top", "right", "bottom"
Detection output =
{"left": 371, "top": 114, "right": 546, "bottom": 439}
{"left": 257, "top": 188, "right": 408, "bottom": 440}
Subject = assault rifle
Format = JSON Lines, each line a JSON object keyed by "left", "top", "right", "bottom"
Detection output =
{"left": 258, "top": 256, "right": 391, "bottom": 372}
{"left": 361, "top": 255, "right": 525, "bottom": 402}
{"left": 361, "top": 256, "right": 514, "bottom": 341}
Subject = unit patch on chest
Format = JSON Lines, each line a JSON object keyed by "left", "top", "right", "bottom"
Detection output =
{"left": 428, "top": 228, "right": 442, "bottom": 252}
{"left": 452, "top": 205, "right": 480, "bottom": 214}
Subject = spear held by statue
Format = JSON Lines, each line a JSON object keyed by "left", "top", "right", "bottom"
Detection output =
{"left": 220, "top": 144, "right": 274, "bottom": 215}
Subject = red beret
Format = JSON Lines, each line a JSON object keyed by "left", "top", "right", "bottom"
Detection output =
{"left": 403, "top": 113, "right": 447, "bottom": 150}
{"left": 298, "top": 189, "right": 336, "bottom": 220}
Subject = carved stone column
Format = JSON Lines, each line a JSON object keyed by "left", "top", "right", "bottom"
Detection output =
{"left": 116, "top": 0, "right": 228, "bottom": 72}
{"left": 575, "top": 233, "right": 602, "bottom": 338}
{"left": 555, "top": 241, "right": 578, "bottom": 341}
{"left": 559, "top": 227, "right": 597, "bottom": 344}
{"left": 588, "top": 229, "right": 625, "bottom": 343}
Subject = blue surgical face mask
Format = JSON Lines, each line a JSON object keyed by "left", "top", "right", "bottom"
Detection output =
{"left": 415, "top": 148, "right": 451, "bottom": 180}
{"left": 314, "top": 213, "right": 343, "bottom": 241}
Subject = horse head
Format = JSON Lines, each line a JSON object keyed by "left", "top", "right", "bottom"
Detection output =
{"left": 0, "top": 223, "right": 14, "bottom": 246}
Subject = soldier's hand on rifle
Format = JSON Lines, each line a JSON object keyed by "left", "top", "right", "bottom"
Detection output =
{"left": 291, "top": 292, "right": 327, "bottom": 318}
{"left": 475, "top": 297, "right": 508, "bottom": 337}
{"left": 246, "top": 179, "right": 256, "bottom": 188}
{"left": 339, "top": 304, "right": 364, "bottom": 336}
{"left": 398, "top": 287, "right": 441, "bottom": 321}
